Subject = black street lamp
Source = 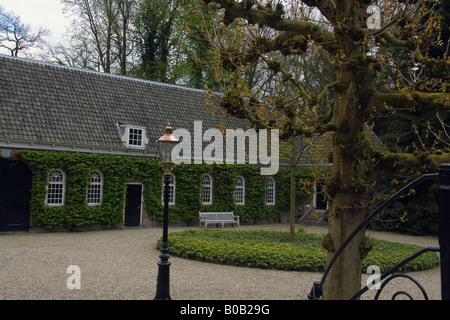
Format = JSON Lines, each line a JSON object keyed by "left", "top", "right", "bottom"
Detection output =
{"left": 154, "top": 124, "right": 179, "bottom": 300}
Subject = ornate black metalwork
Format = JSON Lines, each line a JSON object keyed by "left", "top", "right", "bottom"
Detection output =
{"left": 350, "top": 247, "right": 439, "bottom": 300}
{"left": 374, "top": 274, "right": 428, "bottom": 300}
{"left": 308, "top": 172, "right": 440, "bottom": 300}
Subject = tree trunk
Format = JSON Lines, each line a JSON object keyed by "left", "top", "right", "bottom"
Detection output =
{"left": 322, "top": 80, "right": 369, "bottom": 299}
{"left": 322, "top": 3, "right": 373, "bottom": 295}
{"left": 323, "top": 208, "right": 367, "bottom": 299}
{"left": 322, "top": 133, "right": 367, "bottom": 299}
{"left": 290, "top": 151, "right": 296, "bottom": 242}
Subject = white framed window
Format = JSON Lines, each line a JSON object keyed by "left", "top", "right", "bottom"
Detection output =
{"left": 201, "top": 174, "right": 213, "bottom": 205}
{"left": 234, "top": 176, "right": 245, "bottom": 205}
{"left": 87, "top": 170, "right": 103, "bottom": 206}
{"left": 162, "top": 173, "right": 176, "bottom": 205}
{"left": 266, "top": 177, "right": 275, "bottom": 205}
{"left": 119, "top": 125, "right": 149, "bottom": 149}
{"left": 46, "top": 169, "right": 65, "bottom": 206}
{"left": 128, "top": 127, "right": 143, "bottom": 147}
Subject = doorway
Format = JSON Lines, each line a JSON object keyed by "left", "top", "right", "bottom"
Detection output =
{"left": 314, "top": 180, "right": 327, "bottom": 210}
{"left": 124, "top": 184, "right": 142, "bottom": 227}
{"left": 0, "top": 158, "right": 32, "bottom": 231}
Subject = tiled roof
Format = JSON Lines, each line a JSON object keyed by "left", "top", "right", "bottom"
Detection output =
{"left": 299, "top": 132, "right": 335, "bottom": 165}
{"left": 280, "top": 127, "right": 385, "bottom": 166}
{"left": 0, "top": 54, "right": 246, "bottom": 153}
{"left": 0, "top": 54, "right": 384, "bottom": 163}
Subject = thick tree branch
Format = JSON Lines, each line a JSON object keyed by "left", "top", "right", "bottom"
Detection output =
{"left": 226, "top": 31, "right": 309, "bottom": 69}
{"left": 301, "top": 0, "right": 336, "bottom": 25}
{"left": 378, "top": 31, "right": 411, "bottom": 48}
{"left": 372, "top": 91, "right": 450, "bottom": 114}
{"left": 413, "top": 47, "right": 450, "bottom": 79}
{"left": 203, "top": 0, "right": 338, "bottom": 55}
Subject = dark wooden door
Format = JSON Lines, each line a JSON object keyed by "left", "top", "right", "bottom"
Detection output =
{"left": 0, "top": 158, "right": 32, "bottom": 231}
{"left": 124, "top": 184, "right": 142, "bottom": 227}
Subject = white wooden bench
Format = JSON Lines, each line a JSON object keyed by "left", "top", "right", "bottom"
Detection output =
{"left": 199, "top": 211, "right": 240, "bottom": 228}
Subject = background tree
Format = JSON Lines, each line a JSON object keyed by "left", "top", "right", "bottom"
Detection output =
{"left": 61, "top": 0, "right": 136, "bottom": 73}
{"left": 132, "top": 0, "right": 224, "bottom": 88}
{"left": 0, "top": 8, "right": 49, "bottom": 57}
{"left": 132, "top": 0, "right": 179, "bottom": 82}
{"left": 175, "top": 0, "right": 226, "bottom": 89}
{"left": 47, "top": 29, "right": 98, "bottom": 68}
{"left": 47, "top": 1, "right": 222, "bottom": 87}
{"left": 202, "top": 0, "right": 449, "bottom": 299}
{"left": 115, "top": 0, "right": 135, "bottom": 75}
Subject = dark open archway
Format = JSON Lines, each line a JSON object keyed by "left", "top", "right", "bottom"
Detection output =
{"left": 0, "top": 158, "right": 32, "bottom": 232}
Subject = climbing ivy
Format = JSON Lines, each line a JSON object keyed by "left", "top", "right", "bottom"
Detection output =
{"left": 16, "top": 150, "right": 313, "bottom": 230}
{"left": 17, "top": 150, "right": 161, "bottom": 230}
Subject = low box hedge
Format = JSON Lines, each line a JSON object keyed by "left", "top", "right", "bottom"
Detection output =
{"left": 157, "top": 228, "right": 440, "bottom": 272}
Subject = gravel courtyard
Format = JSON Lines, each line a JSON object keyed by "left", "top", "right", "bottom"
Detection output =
{"left": 0, "top": 224, "right": 441, "bottom": 300}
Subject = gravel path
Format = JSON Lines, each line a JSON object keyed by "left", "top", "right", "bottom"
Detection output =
{"left": 0, "top": 224, "right": 441, "bottom": 300}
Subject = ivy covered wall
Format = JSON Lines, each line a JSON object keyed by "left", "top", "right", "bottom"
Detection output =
{"left": 17, "top": 150, "right": 160, "bottom": 230}
{"left": 16, "top": 150, "right": 313, "bottom": 230}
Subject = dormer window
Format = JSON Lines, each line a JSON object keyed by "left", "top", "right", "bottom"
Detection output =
{"left": 128, "top": 127, "right": 143, "bottom": 147}
{"left": 118, "top": 124, "right": 149, "bottom": 149}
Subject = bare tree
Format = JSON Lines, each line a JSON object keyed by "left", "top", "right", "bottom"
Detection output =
{"left": 0, "top": 9, "right": 49, "bottom": 57}
{"left": 46, "top": 37, "right": 98, "bottom": 69}
{"left": 114, "top": 0, "right": 135, "bottom": 75}
{"left": 61, "top": 0, "right": 136, "bottom": 73}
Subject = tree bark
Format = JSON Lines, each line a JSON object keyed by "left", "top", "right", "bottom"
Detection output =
{"left": 323, "top": 137, "right": 368, "bottom": 299}
{"left": 321, "top": 0, "right": 373, "bottom": 297}
{"left": 290, "top": 137, "right": 297, "bottom": 241}
{"left": 323, "top": 83, "right": 369, "bottom": 299}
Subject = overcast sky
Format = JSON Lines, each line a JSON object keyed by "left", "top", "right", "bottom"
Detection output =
{"left": 0, "top": 0, "right": 69, "bottom": 45}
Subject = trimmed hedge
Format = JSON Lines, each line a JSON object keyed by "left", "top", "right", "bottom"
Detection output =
{"left": 158, "top": 228, "right": 440, "bottom": 272}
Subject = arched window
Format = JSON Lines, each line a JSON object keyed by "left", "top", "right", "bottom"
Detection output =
{"left": 201, "top": 174, "right": 213, "bottom": 205}
{"left": 46, "top": 169, "right": 65, "bottom": 206}
{"left": 234, "top": 176, "right": 245, "bottom": 205}
{"left": 266, "top": 177, "right": 275, "bottom": 205}
{"left": 162, "top": 173, "right": 176, "bottom": 205}
{"left": 87, "top": 170, "right": 103, "bottom": 206}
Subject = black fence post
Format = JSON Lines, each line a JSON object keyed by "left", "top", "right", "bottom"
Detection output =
{"left": 438, "top": 163, "right": 450, "bottom": 300}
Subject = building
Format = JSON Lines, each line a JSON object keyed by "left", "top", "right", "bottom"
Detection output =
{"left": 0, "top": 54, "right": 383, "bottom": 232}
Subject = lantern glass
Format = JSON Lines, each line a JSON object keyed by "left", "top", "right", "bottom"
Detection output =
{"left": 158, "top": 141, "right": 177, "bottom": 163}
{"left": 157, "top": 125, "right": 179, "bottom": 164}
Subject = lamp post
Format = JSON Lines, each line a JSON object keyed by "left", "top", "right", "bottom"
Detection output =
{"left": 154, "top": 124, "right": 179, "bottom": 300}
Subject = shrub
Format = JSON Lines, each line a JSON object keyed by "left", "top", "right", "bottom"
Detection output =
{"left": 157, "top": 228, "right": 440, "bottom": 272}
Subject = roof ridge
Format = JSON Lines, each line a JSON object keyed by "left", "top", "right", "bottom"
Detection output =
{"left": 0, "top": 53, "right": 220, "bottom": 95}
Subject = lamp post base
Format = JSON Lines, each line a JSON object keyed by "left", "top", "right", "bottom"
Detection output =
{"left": 154, "top": 260, "right": 171, "bottom": 300}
